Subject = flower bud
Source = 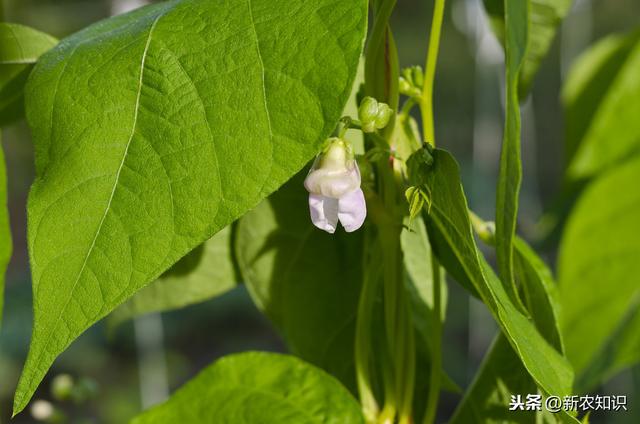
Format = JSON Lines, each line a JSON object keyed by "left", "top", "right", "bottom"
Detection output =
{"left": 399, "top": 77, "right": 413, "bottom": 95}
{"left": 358, "top": 96, "right": 393, "bottom": 133}
{"left": 358, "top": 97, "right": 379, "bottom": 126}
{"left": 412, "top": 65, "right": 424, "bottom": 88}
{"left": 375, "top": 103, "right": 393, "bottom": 130}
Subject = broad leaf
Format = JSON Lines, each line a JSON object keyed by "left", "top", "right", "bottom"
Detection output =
{"left": 559, "top": 155, "right": 640, "bottom": 391}
{"left": 0, "top": 23, "right": 57, "bottom": 125}
{"left": 482, "top": 0, "right": 573, "bottom": 97}
{"left": 0, "top": 135, "right": 11, "bottom": 328}
{"left": 564, "top": 30, "right": 640, "bottom": 178}
{"left": 131, "top": 351, "right": 365, "bottom": 424}
{"left": 424, "top": 149, "right": 573, "bottom": 398}
{"left": 15, "top": 0, "right": 367, "bottom": 414}
{"left": 495, "top": 0, "right": 527, "bottom": 312}
{"left": 109, "top": 225, "right": 239, "bottom": 329}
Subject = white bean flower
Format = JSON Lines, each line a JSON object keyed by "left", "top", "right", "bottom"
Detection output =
{"left": 304, "top": 138, "right": 366, "bottom": 233}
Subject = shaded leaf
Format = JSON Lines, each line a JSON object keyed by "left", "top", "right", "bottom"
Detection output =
{"left": 235, "top": 172, "right": 364, "bottom": 391}
{"left": 109, "top": 225, "right": 239, "bottom": 329}
{"left": 15, "top": 0, "right": 367, "bottom": 413}
{"left": 560, "top": 155, "right": 640, "bottom": 391}
{"left": 0, "top": 23, "right": 57, "bottom": 125}
{"left": 131, "top": 351, "right": 365, "bottom": 424}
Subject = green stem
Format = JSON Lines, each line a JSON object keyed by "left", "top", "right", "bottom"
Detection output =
{"left": 356, "top": 229, "right": 383, "bottom": 423}
{"left": 420, "top": 0, "right": 446, "bottom": 145}
{"left": 423, "top": 250, "right": 442, "bottom": 424}
{"left": 399, "top": 97, "right": 417, "bottom": 120}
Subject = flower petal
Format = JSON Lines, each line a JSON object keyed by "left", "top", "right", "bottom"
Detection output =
{"left": 308, "top": 194, "right": 339, "bottom": 233}
{"left": 338, "top": 188, "right": 366, "bottom": 232}
{"left": 304, "top": 166, "right": 360, "bottom": 199}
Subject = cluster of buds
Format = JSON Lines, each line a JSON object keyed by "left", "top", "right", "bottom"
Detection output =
{"left": 399, "top": 66, "right": 424, "bottom": 98}
{"left": 304, "top": 138, "right": 367, "bottom": 233}
{"left": 358, "top": 96, "right": 393, "bottom": 133}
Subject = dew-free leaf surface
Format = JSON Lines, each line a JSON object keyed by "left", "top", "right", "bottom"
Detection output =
{"left": 424, "top": 149, "right": 573, "bottom": 398}
{"left": 109, "top": 225, "right": 239, "bottom": 328}
{"left": 236, "top": 173, "right": 364, "bottom": 391}
{"left": 0, "top": 23, "right": 57, "bottom": 125}
{"left": 564, "top": 30, "right": 640, "bottom": 178}
{"left": 16, "top": 0, "right": 367, "bottom": 413}
{"left": 131, "top": 352, "right": 365, "bottom": 424}
{"left": 560, "top": 155, "right": 640, "bottom": 391}
{"left": 495, "top": 0, "right": 527, "bottom": 312}
{"left": 482, "top": 0, "right": 573, "bottom": 97}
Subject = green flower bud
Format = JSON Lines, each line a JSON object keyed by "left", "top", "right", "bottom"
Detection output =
{"left": 358, "top": 97, "right": 379, "bottom": 124}
{"left": 399, "top": 77, "right": 412, "bottom": 95}
{"left": 374, "top": 103, "right": 393, "bottom": 129}
{"left": 412, "top": 65, "right": 424, "bottom": 88}
{"left": 358, "top": 96, "right": 393, "bottom": 133}
{"left": 401, "top": 68, "right": 415, "bottom": 86}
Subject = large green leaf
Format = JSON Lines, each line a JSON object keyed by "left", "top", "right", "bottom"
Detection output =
{"left": 495, "top": 0, "right": 527, "bottom": 311}
{"left": 564, "top": 30, "right": 640, "bottom": 178}
{"left": 424, "top": 149, "right": 573, "bottom": 398}
{"left": 109, "top": 225, "right": 239, "bottom": 329}
{"left": 236, "top": 172, "right": 364, "bottom": 390}
{"left": 16, "top": 0, "right": 367, "bottom": 414}
{"left": 0, "top": 23, "right": 57, "bottom": 125}
{"left": 559, "top": 155, "right": 640, "bottom": 391}
{"left": 131, "top": 351, "right": 365, "bottom": 424}
{"left": 482, "top": 0, "right": 573, "bottom": 97}
{"left": 0, "top": 135, "right": 11, "bottom": 329}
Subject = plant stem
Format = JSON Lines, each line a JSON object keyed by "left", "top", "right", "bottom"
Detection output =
{"left": 420, "top": 0, "right": 446, "bottom": 145}
{"left": 423, "top": 250, "right": 442, "bottom": 424}
{"left": 356, "top": 230, "right": 383, "bottom": 423}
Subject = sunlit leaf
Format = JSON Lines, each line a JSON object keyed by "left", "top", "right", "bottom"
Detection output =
{"left": 560, "top": 155, "right": 640, "bottom": 391}
{"left": 131, "top": 352, "right": 365, "bottom": 424}
{"left": 482, "top": 0, "right": 573, "bottom": 97}
{"left": 15, "top": 0, "right": 367, "bottom": 413}
{"left": 564, "top": 30, "right": 640, "bottom": 178}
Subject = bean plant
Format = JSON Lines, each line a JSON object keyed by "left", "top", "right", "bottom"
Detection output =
{"left": 1, "top": 0, "right": 640, "bottom": 423}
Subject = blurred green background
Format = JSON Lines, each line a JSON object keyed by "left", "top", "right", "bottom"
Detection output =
{"left": 1, "top": 0, "right": 639, "bottom": 422}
